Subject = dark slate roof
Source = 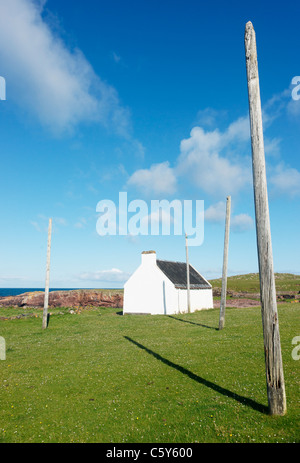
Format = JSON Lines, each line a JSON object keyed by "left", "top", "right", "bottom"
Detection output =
{"left": 156, "top": 260, "right": 211, "bottom": 290}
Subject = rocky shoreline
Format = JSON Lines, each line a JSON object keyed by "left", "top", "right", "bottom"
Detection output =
{"left": 0, "top": 289, "right": 123, "bottom": 309}
{"left": 212, "top": 288, "right": 300, "bottom": 308}
{"left": 0, "top": 288, "right": 298, "bottom": 310}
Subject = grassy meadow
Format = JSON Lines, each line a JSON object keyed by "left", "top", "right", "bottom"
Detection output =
{"left": 0, "top": 300, "right": 299, "bottom": 443}
{"left": 210, "top": 273, "right": 300, "bottom": 293}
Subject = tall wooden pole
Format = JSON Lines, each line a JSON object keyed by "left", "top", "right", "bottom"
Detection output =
{"left": 245, "top": 21, "right": 286, "bottom": 415}
{"left": 42, "top": 218, "right": 52, "bottom": 330}
{"left": 219, "top": 196, "right": 231, "bottom": 330}
{"left": 185, "top": 233, "right": 191, "bottom": 313}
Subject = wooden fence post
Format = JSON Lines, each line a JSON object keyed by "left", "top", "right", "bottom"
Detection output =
{"left": 219, "top": 196, "right": 231, "bottom": 330}
{"left": 42, "top": 218, "right": 52, "bottom": 330}
{"left": 245, "top": 21, "right": 286, "bottom": 415}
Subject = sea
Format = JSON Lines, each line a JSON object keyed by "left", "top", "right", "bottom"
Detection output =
{"left": 0, "top": 288, "right": 85, "bottom": 297}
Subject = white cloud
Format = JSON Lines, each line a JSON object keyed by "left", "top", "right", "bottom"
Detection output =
{"left": 127, "top": 121, "right": 252, "bottom": 198}
{"left": 127, "top": 88, "right": 298, "bottom": 200}
{"left": 261, "top": 90, "right": 289, "bottom": 128}
{"left": 204, "top": 202, "right": 254, "bottom": 232}
{"left": 176, "top": 126, "right": 251, "bottom": 197}
{"left": 112, "top": 51, "right": 121, "bottom": 63}
{"left": 74, "top": 222, "right": 84, "bottom": 229}
{"left": 287, "top": 93, "right": 300, "bottom": 118}
{"left": 30, "top": 220, "right": 42, "bottom": 232}
{"left": 195, "top": 107, "right": 227, "bottom": 128}
{"left": 270, "top": 163, "right": 300, "bottom": 197}
{"left": 0, "top": 0, "right": 131, "bottom": 135}
{"left": 264, "top": 137, "right": 281, "bottom": 157}
{"left": 204, "top": 201, "right": 226, "bottom": 223}
{"left": 54, "top": 217, "right": 67, "bottom": 226}
{"left": 30, "top": 214, "right": 68, "bottom": 232}
{"left": 223, "top": 116, "right": 250, "bottom": 144}
{"left": 231, "top": 213, "right": 254, "bottom": 232}
{"left": 127, "top": 161, "right": 177, "bottom": 195}
{"left": 74, "top": 217, "right": 87, "bottom": 229}
{"left": 78, "top": 268, "right": 130, "bottom": 283}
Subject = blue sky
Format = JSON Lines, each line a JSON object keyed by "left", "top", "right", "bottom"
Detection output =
{"left": 0, "top": 0, "right": 299, "bottom": 288}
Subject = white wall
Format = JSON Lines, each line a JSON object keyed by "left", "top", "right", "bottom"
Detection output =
{"left": 177, "top": 287, "right": 213, "bottom": 313}
{"left": 123, "top": 252, "right": 171, "bottom": 315}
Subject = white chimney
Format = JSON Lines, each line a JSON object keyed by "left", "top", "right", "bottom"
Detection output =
{"left": 141, "top": 250, "right": 156, "bottom": 266}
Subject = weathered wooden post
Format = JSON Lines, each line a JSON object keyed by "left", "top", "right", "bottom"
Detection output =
{"left": 42, "top": 218, "right": 52, "bottom": 330}
{"left": 185, "top": 233, "right": 191, "bottom": 313}
{"left": 245, "top": 21, "right": 286, "bottom": 415}
{"left": 219, "top": 196, "right": 231, "bottom": 330}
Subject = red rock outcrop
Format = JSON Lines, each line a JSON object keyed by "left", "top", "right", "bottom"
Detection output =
{"left": 0, "top": 290, "right": 123, "bottom": 309}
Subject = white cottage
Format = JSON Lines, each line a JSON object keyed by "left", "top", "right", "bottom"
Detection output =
{"left": 123, "top": 251, "right": 213, "bottom": 315}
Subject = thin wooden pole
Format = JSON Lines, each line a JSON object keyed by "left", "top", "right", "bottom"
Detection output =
{"left": 42, "top": 218, "right": 52, "bottom": 330}
{"left": 219, "top": 196, "right": 231, "bottom": 330}
{"left": 185, "top": 233, "right": 191, "bottom": 313}
{"left": 245, "top": 21, "right": 286, "bottom": 415}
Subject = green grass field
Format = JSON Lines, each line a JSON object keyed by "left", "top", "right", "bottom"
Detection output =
{"left": 0, "top": 303, "right": 299, "bottom": 443}
{"left": 210, "top": 273, "right": 300, "bottom": 293}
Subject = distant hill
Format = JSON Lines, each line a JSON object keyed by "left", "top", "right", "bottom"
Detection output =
{"left": 209, "top": 273, "right": 300, "bottom": 294}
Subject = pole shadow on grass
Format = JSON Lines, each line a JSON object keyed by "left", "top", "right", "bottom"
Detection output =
{"left": 124, "top": 336, "right": 268, "bottom": 414}
{"left": 168, "top": 315, "right": 218, "bottom": 331}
